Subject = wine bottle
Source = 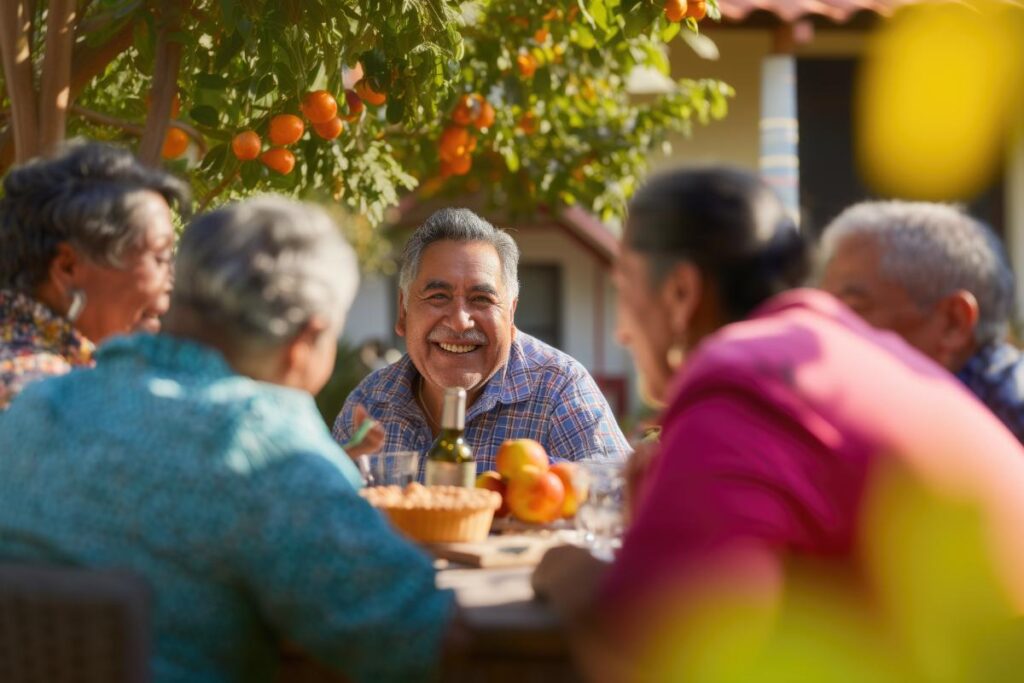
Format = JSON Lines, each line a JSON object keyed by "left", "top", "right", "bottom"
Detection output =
{"left": 424, "top": 387, "right": 476, "bottom": 487}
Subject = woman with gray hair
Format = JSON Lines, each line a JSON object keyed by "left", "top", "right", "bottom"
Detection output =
{"left": 0, "top": 196, "right": 454, "bottom": 682}
{"left": 0, "top": 142, "right": 189, "bottom": 409}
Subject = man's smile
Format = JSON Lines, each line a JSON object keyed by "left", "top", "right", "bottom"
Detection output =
{"left": 434, "top": 341, "right": 483, "bottom": 354}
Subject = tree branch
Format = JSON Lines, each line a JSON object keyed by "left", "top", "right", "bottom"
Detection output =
{"left": 0, "top": 17, "right": 135, "bottom": 174}
{"left": 70, "top": 104, "right": 207, "bottom": 157}
{"left": 198, "top": 169, "right": 239, "bottom": 212}
{"left": 38, "top": 0, "right": 77, "bottom": 155}
{"left": 0, "top": 0, "right": 39, "bottom": 162}
{"left": 69, "top": 20, "right": 134, "bottom": 100}
{"left": 137, "top": 4, "right": 185, "bottom": 166}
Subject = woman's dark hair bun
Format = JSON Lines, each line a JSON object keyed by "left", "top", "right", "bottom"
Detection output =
{"left": 626, "top": 167, "right": 810, "bottom": 320}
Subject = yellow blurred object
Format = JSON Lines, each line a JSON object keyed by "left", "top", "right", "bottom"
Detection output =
{"left": 857, "top": 0, "right": 1024, "bottom": 201}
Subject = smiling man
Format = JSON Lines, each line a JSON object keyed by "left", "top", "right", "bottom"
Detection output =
{"left": 333, "top": 208, "right": 629, "bottom": 469}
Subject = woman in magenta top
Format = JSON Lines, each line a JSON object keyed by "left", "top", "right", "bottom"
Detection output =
{"left": 533, "top": 168, "right": 1024, "bottom": 672}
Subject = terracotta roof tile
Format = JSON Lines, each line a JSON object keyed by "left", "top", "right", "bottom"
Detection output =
{"left": 718, "top": 0, "right": 897, "bottom": 22}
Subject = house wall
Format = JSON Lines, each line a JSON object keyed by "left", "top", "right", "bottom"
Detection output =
{"left": 342, "top": 272, "right": 395, "bottom": 348}
{"left": 654, "top": 27, "right": 867, "bottom": 174}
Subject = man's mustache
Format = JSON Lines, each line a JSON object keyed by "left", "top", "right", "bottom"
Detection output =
{"left": 427, "top": 326, "right": 487, "bottom": 345}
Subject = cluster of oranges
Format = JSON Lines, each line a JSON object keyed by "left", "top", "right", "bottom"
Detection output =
{"left": 158, "top": 94, "right": 190, "bottom": 160}
{"left": 229, "top": 79, "right": 386, "bottom": 175}
{"left": 438, "top": 93, "right": 495, "bottom": 177}
{"left": 664, "top": 0, "right": 707, "bottom": 21}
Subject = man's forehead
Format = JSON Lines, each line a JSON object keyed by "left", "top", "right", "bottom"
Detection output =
{"left": 416, "top": 240, "right": 505, "bottom": 283}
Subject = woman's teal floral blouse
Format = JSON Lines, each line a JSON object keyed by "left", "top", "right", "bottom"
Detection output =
{"left": 0, "top": 334, "right": 453, "bottom": 683}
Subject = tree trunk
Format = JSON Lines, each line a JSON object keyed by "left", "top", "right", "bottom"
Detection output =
{"left": 0, "top": 0, "right": 39, "bottom": 162}
{"left": 137, "top": 5, "right": 185, "bottom": 166}
{"left": 38, "top": 0, "right": 77, "bottom": 155}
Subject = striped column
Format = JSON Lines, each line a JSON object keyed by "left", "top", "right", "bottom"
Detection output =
{"left": 760, "top": 53, "right": 800, "bottom": 224}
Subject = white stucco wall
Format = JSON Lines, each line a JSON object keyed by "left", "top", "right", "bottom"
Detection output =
{"left": 341, "top": 272, "right": 395, "bottom": 348}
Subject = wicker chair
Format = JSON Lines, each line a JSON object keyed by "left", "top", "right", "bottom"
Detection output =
{"left": 0, "top": 563, "right": 151, "bottom": 683}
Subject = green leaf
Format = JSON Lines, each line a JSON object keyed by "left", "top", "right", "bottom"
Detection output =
{"left": 196, "top": 73, "right": 229, "bottom": 89}
{"left": 189, "top": 105, "right": 220, "bottom": 127}
{"left": 241, "top": 161, "right": 267, "bottom": 189}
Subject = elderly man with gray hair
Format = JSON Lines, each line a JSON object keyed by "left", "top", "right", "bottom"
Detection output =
{"left": 335, "top": 207, "right": 629, "bottom": 469}
{"left": 819, "top": 200, "right": 1024, "bottom": 441}
{"left": 0, "top": 197, "right": 454, "bottom": 682}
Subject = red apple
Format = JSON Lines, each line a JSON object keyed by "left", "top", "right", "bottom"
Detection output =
{"left": 550, "top": 462, "right": 588, "bottom": 518}
{"left": 475, "top": 470, "right": 510, "bottom": 517}
{"left": 496, "top": 438, "right": 549, "bottom": 479}
{"left": 506, "top": 465, "right": 565, "bottom": 524}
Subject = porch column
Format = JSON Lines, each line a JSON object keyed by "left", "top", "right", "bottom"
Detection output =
{"left": 760, "top": 23, "right": 810, "bottom": 223}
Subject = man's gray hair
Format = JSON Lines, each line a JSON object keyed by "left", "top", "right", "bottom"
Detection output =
{"left": 820, "top": 201, "right": 1015, "bottom": 345}
{"left": 398, "top": 208, "right": 520, "bottom": 304}
{"left": 172, "top": 196, "right": 358, "bottom": 349}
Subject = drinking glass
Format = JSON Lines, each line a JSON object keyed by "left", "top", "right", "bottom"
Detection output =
{"left": 360, "top": 451, "right": 420, "bottom": 487}
{"left": 574, "top": 459, "right": 625, "bottom": 561}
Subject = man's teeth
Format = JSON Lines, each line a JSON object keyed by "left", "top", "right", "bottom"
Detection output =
{"left": 438, "top": 342, "right": 476, "bottom": 353}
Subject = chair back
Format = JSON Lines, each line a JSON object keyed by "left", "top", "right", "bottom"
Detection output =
{"left": 0, "top": 563, "right": 150, "bottom": 683}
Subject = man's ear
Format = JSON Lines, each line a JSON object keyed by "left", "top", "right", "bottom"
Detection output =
{"left": 395, "top": 290, "right": 407, "bottom": 337}
{"left": 936, "top": 290, "right": 980, "bottom": 362}
{"left": 660, "top": 262, "right": 702, "bottom": 343}
{"left": 510, "top": 297, "right": 519, "bottom": 338}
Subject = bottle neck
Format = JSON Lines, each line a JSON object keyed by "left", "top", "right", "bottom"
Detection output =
{"left": 440, "top": 387, "right": 466, "bottom": 431}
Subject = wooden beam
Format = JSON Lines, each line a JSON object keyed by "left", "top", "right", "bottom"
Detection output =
{"left": 0, "top": 0, "right": 39, "bottom": 162}
{"left": 38, "top": 0, "right": 77, "bottom": 155}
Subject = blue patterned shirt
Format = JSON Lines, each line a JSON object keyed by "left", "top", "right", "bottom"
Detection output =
{"left": 333, "top": 332, "right": 630, "bottom": 469}
{"left": 957, "top": 341, "right": 1024, "bottom": 444}
{"left": 0, "top": 335, "right": 453, "bottom": 683}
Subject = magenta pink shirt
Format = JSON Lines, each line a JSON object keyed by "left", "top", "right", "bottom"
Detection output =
{"left": 602, "top": 289, "right": 1024, "bottom": 616}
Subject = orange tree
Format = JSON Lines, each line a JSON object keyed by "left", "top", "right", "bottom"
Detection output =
{"left": 0, "top": 0, "right": 730, "bottom": 230}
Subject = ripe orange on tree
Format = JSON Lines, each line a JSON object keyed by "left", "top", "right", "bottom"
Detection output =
{"left": 268, "top": 114, "right": 305, "bottom": 146}
{"left": 664, "top": 0, "right": 687, "bottom": 21}
{"left": 313, "top": 116, "right": 344, "bottom": 140}
{"left": 342, "top": 90, "right": 365, "bottom": 122}
{"left": 354, "top": 79, "right": 386, "bottom": 106}
{"left": 516, "top": 52, "right": 538, "bottom": 78}
{"left": 439, "top": 125, "right": 475, "bottom": 163}
{"left": 474, "top": 100, "right": 496, "bottom": 129}
{"left": 688, "top": 0, "right": 707, "bottom": 19}
{"left": 301, "top": 90, "right": 338, "bottom": 124}
{"left": 451, "top": 94, "right": 480, "bottom": 127}
{"left": 441, "top": 154, "right": 472, "bottom": 177}
{"left": 261, "top": 147, "right": 295, "bottom": 175}
{"left": 231, "top": 130, "right": 262, "bottom": 161}
{"left": 161, "top": 127, "right": 189, "bottom": 159}
{"left": 517, "top": 111, "right": 538, "bottom": 134}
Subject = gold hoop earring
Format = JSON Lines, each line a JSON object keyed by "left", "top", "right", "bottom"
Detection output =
{"left": 666, "top": 344, "right": 684, "bottom": 370}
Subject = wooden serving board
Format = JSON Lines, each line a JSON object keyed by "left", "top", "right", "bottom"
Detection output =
{"left": 427, "top": 534, "right": 559, "bottom": 568}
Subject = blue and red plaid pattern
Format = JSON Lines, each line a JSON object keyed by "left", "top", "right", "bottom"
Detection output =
{"left": 957, "top": 341, "right": 1024, "bottom": 444}
{"left": 333, "top": 332, "right": 630, "bottom": 471}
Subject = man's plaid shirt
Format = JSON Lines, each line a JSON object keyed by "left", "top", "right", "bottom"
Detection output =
{"left": 333, "top": 332, "right": 630, "bottom": 471}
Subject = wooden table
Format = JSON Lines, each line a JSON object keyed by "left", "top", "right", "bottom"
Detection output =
{"left": 277, "top": 538, "right": 583, "bottom": 682}
{"left": 437, "top": 562, "right": 582, "bottom": 682}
